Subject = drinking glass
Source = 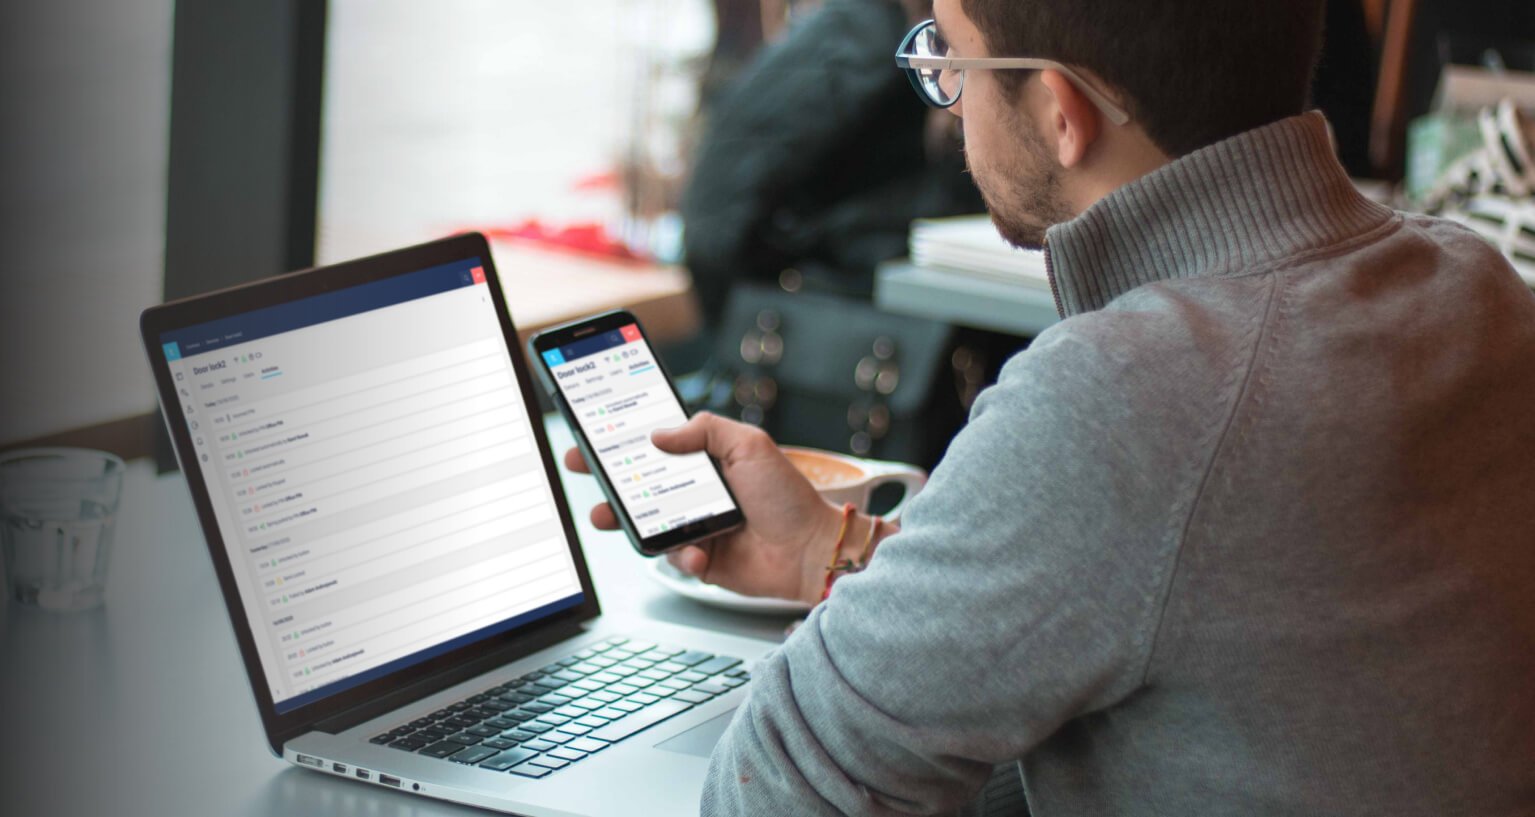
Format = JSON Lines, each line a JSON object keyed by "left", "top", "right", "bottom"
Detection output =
{"left": 0, "top": 448, "right": 125, "bottom": 611}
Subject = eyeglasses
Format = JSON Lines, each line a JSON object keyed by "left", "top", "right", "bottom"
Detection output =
{"left": 894, "top": 19, "right": 1130, "bottom": 126}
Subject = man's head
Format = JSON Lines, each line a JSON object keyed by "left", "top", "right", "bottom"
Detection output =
{"left": 931, "top": 0, "right": 1326, "bottom": 248}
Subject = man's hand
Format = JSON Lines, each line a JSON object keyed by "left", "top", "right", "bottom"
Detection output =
{"left": 564, "top": 412, "right": 844, "bottom": 605}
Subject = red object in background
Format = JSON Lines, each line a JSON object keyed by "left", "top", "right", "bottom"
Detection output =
{"left": 454, "top": 219, "right": 649, "bottom": 264}
{"left": 470, "top": 266, "right": 486, "bottom": 284}
{"left": 620, "top": 324, "right": 642, "bottom": 343}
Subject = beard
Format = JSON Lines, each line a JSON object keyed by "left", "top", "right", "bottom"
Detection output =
{"left": 967, "top": 117, "right": 1074, "bottom": 251}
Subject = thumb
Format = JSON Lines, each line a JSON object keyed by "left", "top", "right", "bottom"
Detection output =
{"left": 650, "top": 412, "right": 759, "bottom": 460}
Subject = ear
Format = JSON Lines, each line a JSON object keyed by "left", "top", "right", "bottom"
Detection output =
{"left": 1038, "top": 69, "right": 1099, "bottom": 169}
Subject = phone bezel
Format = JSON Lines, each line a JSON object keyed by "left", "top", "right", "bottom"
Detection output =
{"left": 529, "top": 309, "right": 744, "bottom": 556}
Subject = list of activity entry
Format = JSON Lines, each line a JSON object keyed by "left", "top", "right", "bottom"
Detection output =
{"left": 162, "top": 262, "right": 582, "bottom": 711}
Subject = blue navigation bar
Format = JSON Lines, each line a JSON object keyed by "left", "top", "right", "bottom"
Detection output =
{"left": 160, "top": 258, "right": 484, "bottom": 358}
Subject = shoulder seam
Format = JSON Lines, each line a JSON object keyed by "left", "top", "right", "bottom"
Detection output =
{"left": 1136, "top": 270, "right": 1286, "bottom": 686}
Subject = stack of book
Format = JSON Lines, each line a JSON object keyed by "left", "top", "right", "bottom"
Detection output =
{"left": 908, "top": 215, "right": 1051, "bottom": 289}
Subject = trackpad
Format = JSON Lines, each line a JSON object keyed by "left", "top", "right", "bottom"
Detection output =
{"left": 654, "top": 710, "right": 737, "bottom": 758}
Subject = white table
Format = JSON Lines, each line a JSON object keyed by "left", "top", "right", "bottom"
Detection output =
{"left": 0, "top": 417, "right": 796, "bottom": 817}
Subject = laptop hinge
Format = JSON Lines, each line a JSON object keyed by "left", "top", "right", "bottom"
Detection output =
{"left": 311, "top": 619, "right": 592, "bottom": 735}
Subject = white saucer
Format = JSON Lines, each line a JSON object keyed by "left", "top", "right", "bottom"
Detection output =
{"left": 645, "top": 558, "right": 813, "bottom": 615}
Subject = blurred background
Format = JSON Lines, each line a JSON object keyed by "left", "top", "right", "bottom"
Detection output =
{"left": 2, "top": 0, "right": 1532, "bottom": 468}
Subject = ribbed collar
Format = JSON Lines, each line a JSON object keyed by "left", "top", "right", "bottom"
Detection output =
{"left": 1043, "top": 112, "right": 1394, "bottom": 317}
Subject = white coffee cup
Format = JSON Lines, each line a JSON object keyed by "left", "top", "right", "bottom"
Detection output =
{"left": 780, "top": 446, "right": 927, "bottom": 521}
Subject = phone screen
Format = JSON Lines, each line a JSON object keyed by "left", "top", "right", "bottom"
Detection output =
{"left": 537, "top": 319, "right": 740, "bottom": 549}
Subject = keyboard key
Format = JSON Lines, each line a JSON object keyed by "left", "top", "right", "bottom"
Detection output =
{"left": 693, "top": 656, "right": 744, "bottom": 676}
{"left": 521, "top": 702, "right": 555, "bottom": 714}
{"left": 567, "top": 662, "right": 602, "bottom": 675}
{"left": 520, "top": 722, "right": 554, "bottom": 734}
{"left": 556, "top": 657, "right": 582, "bottom": 667}
{"left": 589, "top": 700, "right": 693, "bottom": 742}
{"left": 466, "top": 725, "right": 500, "bottom": 737}
{"left": 610, "top": 701, "right": 644, "bottom": 713}
{"left": 447, "top": 733, "right": 481, "bottom": 746}
{"left": 628, "top": 693, "right": 660, "bottom": 705}
{"left": 573, "top": 648, "right": 596, "bottom": 660}
{"left": 550, "top": 670, "right": 584, "bottom": 683}
{"left": 419, "top": 741, "right": 465, "bottom": 758}
{"left": 369, "top": 735, "right": 393, "bottom": 745}
{"left": 721, "top": 677, "right": 747, "bottom": 688}
{"left": 672, "top": 689, "right": 715, "bottom": 704}
{"left": 671, "top": 650, "right": 714, "bottom": 667}
{"left": 510, "top": 762, "right": 552, "bottom": 778}
{"left": 482, "top": 737, "right": 518, "bottom": 750}
{"left": 450, "top": 745, "right": 499, "bottom": 765}
{"left": 568, "top": 737, "right": 610, "bottom": 753}
{"left": 554, "top": 724, "right": 592, "bottom": 737}
{"left": 638, "top": 670, "right": 670, "bottom": 682}
{"left": 592, "top": 707, "right": 628, "bottom": 720}
{"left": 528, "top": 756, "right": 569, "bottom": 770}
{"left": 724, "top": 668, "right": 749, "bottom": 678}
{"left": 409, "top": 718, "right": 436, "bottom": 729}
{"left": 604, "top": 636, "right": 630, "bottom": 646}
{"left": 522, "top": 739, "right": 558, "bottom": 752}
{"left": 565, "top": 698, "right": 603, "bottom": 712}
{"left": 678, "top": 670, "right": 708, "bottom": 683}
{"left": 484, "top": 718, "right": 517, "bottom": 730}
{"left": 554, "top": 705, "right": 589, "bottom": 718}
{"left": 575, "top": 716, "right": 610, "bottom": 728}
{"left": 571, "top": 679, "right": 605, "bottom": 693}
{"left": 501, "top": 691, "right": 536, "bottom": 704}
{"left": 542, "top": 731, "right": 574, "bottom": 745}
{"left": 503, "top": 729, "right": 538, "bottom": 742}
{"left": 692, "top": 681, "right": 731, "bottom": 695}
{"left": 657, "top": 679, "right": 691, "bottom": 691}
{"left": 549, "top": 747, "right": 588, "bottom": 762}
{"left": 541, "top": 663, "right": 566, "bottom": 674}
{"left": 588, "top": 656, "right": 618, "bottom": 667}
{"left": 480, "top": 747, "right": 538, "bottom": 771}
{"left": 590, "top": 691, "right": 623, "bottom": 703}
{"left": 606, "top": 665, "right": 639, "bottom": 677}
{"left": 608, "top": 683, "right": 641, "bottom": 696}
{"left": 390, "top": 738, "right": 427, "bottom": 751}
{"left": 589, "top": 672, "right": 622, "bottom": 685}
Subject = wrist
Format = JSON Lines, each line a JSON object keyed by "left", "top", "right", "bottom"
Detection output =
{"left": 797, "top": 501, "right": 849, "bottom": 606}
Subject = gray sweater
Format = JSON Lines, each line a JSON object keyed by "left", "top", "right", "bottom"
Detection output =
{"left": 701, "top": 113, "right": 1535, "bottom": 816}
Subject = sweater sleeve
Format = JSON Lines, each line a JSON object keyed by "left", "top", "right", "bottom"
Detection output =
{"left": 701, "top": 318, "right": 1218, "bottom": 815}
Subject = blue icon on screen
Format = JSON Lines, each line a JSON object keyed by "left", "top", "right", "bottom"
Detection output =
{"left": 542, "top": 349, "right": 565, "bottom": 366}
{"left": 163, "top": 342, "right": 181, "bottom": 361}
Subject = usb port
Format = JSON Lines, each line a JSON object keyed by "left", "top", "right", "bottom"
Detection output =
{"left": 379, "top": 774, "right": 401, "bottom": 788}
{"left": 295, "top": 754, "right": 323, "bottom": 768}
{"left": 331, "top": 762, "right": 347, "bottom": 774}
{"left": 355, "top": 769, "right": 371, "bottom": 781}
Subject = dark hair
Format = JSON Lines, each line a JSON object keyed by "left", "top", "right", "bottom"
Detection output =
{"left": 959, "top": 0, "right": 1327, "bottom": 157}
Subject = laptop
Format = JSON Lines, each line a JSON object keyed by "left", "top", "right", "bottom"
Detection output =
{"left": 140, "top": 232, "right": 775, "bottom": 816}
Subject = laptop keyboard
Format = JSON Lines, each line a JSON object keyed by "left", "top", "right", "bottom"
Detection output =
{"left": 368, "top": 636, "right": 750, "bottom": 779}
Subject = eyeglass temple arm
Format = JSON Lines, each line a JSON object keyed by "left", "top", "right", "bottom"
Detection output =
{"left": 897, "top": 55, "right": 1131, "bottom": 126}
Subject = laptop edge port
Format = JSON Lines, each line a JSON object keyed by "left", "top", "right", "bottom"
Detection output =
{"left": 295, "top": 754, "right": 323, "bottom": 768}
{"left": 379, "top": 774, "right": 402, "bottom": 788}
{"left": 355, "top": 769, "right": 371, "bottom": 781}
{"left": 332, "top": 762, "right": 347, "bottom": 774}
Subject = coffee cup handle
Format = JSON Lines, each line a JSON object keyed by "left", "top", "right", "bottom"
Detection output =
{"left": 863, "top": 462, "right": 928, "bottom": 523}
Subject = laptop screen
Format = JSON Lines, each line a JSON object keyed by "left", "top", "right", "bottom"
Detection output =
{"left": 158, "top": 257, "right": 584, "bottom": 714}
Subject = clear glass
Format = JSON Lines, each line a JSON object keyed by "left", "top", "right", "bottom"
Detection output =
{"left": 908, "top": 21, "right": 964, "bottom": 106}
{"left": 0, "top": 448, "right": 125, "bottom": 611}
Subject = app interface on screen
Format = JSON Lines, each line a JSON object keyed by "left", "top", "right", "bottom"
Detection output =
{"left": 160, "top": 259, "right": 583, "bottom": 713}
{"left": 542, "top": 325, "right": 736, "bottom": 538}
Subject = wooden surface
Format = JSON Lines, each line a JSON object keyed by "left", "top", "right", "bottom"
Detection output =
{"left": 489, "top": 241, "right": 701, "bottom": 346}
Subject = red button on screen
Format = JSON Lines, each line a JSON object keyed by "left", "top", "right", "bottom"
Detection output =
{"left": 470, "top": 266, "right": 486, "bottom": 284}
{"left": 620, "top": 324, "right": 642, "bottom": 343}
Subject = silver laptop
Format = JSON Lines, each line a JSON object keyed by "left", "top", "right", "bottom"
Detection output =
{"left": 140, "top": 233, "right": 774, "bottom": 816}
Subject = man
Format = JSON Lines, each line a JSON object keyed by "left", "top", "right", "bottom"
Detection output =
{"left": 571, "top": 0, "right": 1535, "bottom": 813}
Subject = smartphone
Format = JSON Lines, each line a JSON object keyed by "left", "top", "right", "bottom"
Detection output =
{"left": 529, "top": 310, "right": 744, "bottom": 556}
